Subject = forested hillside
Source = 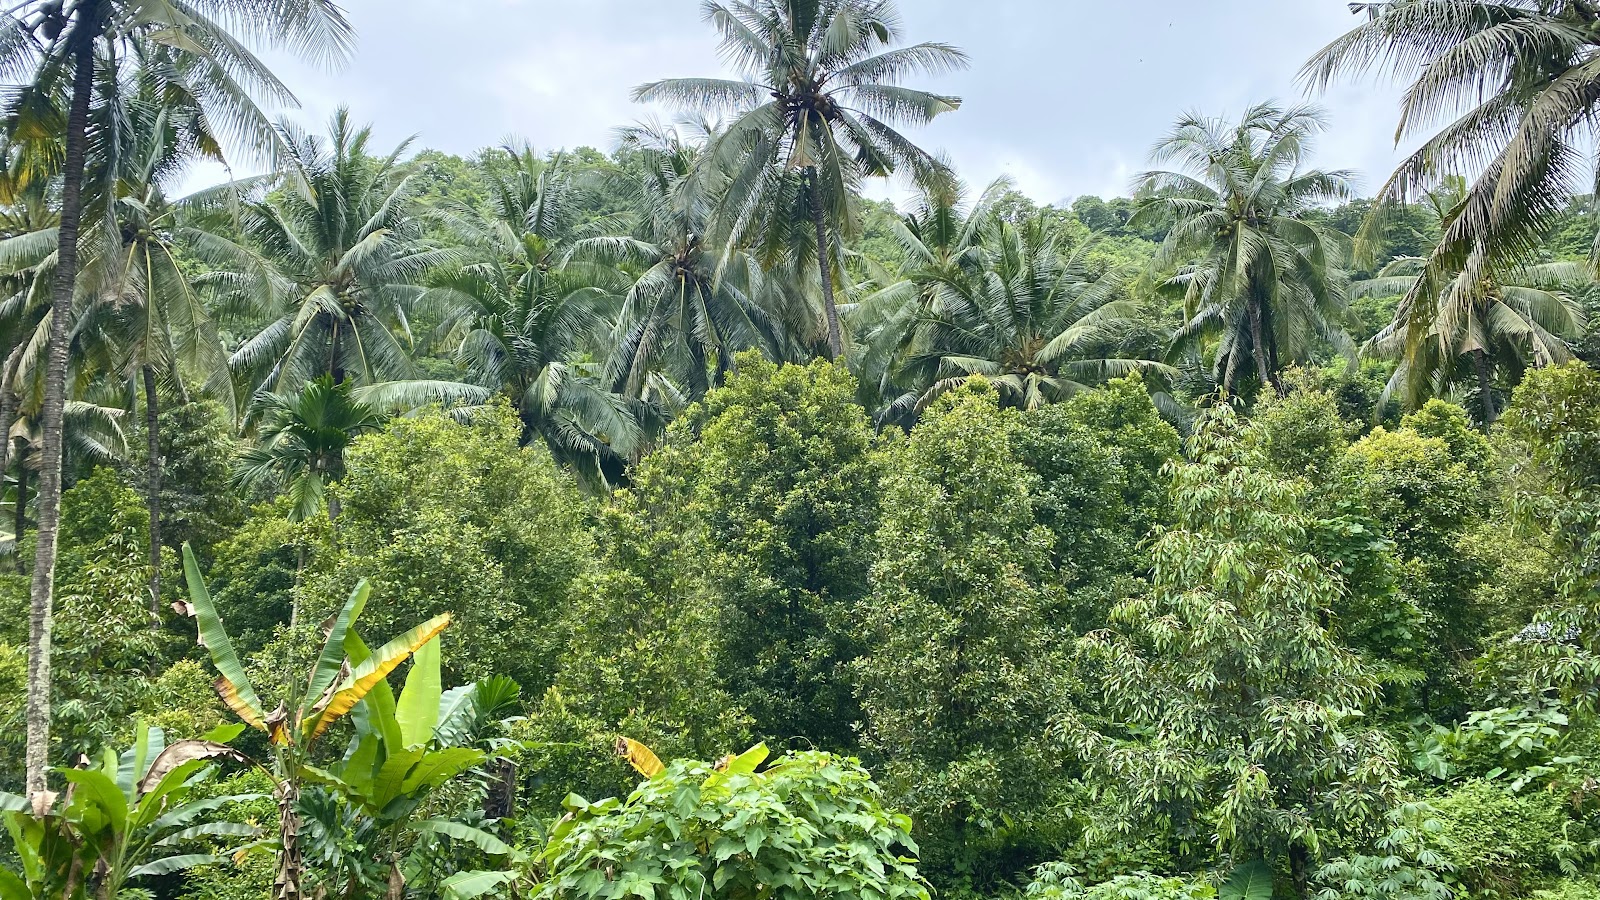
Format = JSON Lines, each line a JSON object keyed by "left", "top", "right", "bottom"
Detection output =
{"left": 2, "top": 2, "right": 1600, "bottom": 900}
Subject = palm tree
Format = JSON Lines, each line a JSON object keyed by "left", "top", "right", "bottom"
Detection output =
{"left": 428, "top": 144, "right": 653, "bottom": 486}
{"left": 1357, "top": 255, "right": 1587, "bottom": 421}
{"left": 54, "top": 50, "right": 234, "bottom": 620}
{"left": 892, "top": 212, "right": 1170, "bottom": 414}
{"left": 234, "top": 375, "right": 383, "bottom": 526}
{"left": 215, "top": 109, "right": 448, "bottom": 394}
{"left": 0, "top": 0, "right": 351, "bottom": 796}
{"left": 849, "top": 172, "right": 1002, "bottom": 419}
{"left": 572, "top": 123, "right": 782, "bottom": 403}
{"left": 633, "top": 0, "right": 968, "bottom": 359}
{"left": 1133, "top": 103, "right": 1356, "bottom": 397}
{"left": 1303, "top": 2, "right": 1600, "bottom": 387}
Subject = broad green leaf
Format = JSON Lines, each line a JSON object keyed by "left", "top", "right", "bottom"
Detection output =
{"left": 400, "top": 748, "right": 485, "bottom": 796}
{"left": 369, "top": 747, "right": 427, "bottom": 812}
{"left": 0, "top": 795, "right": 27, "bottom": 813}
{"left": 156, "top": 821, "right": 258, "bottom": 846}
{"left": 308, "top": 614, "right": 451, "bottom": 741}
{"left": 345, "top": 631, "right": 402, "bottom": 755}
{"left": 1220, "top": 860, "right": 1274, "bottom": 900}
{"left": 60, "top": 769, "right": 128, "bottom": 836}
{"left": 396, "top": 635, "right": 442, "bottom": 748}
{"left": 304, "top": 581, "right": 372, "bottom": 714}
{"left": 128, "top": 854, "right": 228, "bottom": 877}
{"left": 440, "top": 869, "right": 518, "bottom": 900}
{"left": 0, "top": 865, "right": 28, "bottom": 900}
{"left": 201, "top": 723, "right": 246, "bottom": 744}
{"left": 183, "top": 545, "right": 266, "bottom": 729}
{"left": 150, "top": 794, "right": 267, "bottom": 832}
{"left": 409, "top": 819, "right": 525, "bottom": 860}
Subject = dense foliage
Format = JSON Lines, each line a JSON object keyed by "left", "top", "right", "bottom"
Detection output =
{"left": 4, "top": 1, "right": 1600, "bottom": 900}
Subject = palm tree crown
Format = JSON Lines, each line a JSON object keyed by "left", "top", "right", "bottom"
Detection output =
{"left": 634, "top": 0, "right": 968, "bottom": 359}
{"left": 1134, "top": 102, "right": 1356, "bottom": 396}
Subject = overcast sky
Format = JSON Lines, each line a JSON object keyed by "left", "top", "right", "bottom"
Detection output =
{"left": 234, "top": 0, "right": 1417, "bottom": 207}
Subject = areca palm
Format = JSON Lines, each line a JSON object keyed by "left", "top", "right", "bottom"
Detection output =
{"left": 215, "top": 109, "right": 446, "bottom": 393}
{"left": 573, "top": 123, "right": 781, "bottom": 407}
{"left": 234, "top": 375, "right": 383, "bottom": 525}
{"left": 1357, "top": 256, "right": 1586, "bottom": 420}
{"left": 1303, "top": 1, "right": 1600, "bottom": 327}
{"left": 429, "top": 144, "right": 651, "bottom": 485}
{"left": 0, "top": 0, "right": 351, "bottom": 795}
{"left": 633, "top": 0, "right": 968, "bottom": 359}
{"left": 894, "top": 213, "right": 1171, "bottom": 413}
{"left": 1134, "top": 103, "right": 1356, "bottom": 397}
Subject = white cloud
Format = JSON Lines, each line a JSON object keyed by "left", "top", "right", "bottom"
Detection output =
{"left": 186, "top": 0, "right": 1422, "bottom": 206}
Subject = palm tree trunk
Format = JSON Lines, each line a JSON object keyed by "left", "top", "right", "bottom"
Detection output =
{"left": 13, "top": 469, "right": 26, "bottom": 574}
{"left": 805, "top": 168, "right": 845, "bottom": 360}
{"left": 27, "top": 8, "right": 99, "bottom": 798}
{"left": 142, "top": 365, "right": 162, "bottom": 628}
{"left": 0, "top": 345, "right": 21, "bottom": 480}
{"left": 1471, "top": 348, "right": 1498, "bottom": 427}
{"left": 1249, "top": 301, "right": 1284, "bottom": 397}
{"left": 0, "top": 346, "right": 21, "bottom": 571}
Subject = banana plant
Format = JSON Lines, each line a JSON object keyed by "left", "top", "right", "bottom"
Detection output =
{"left": 0, "top": 723, "right": 265, "bottom": 900}
{"left": 295, "top": 627, "right": 526, "bottom": 899}
{"left": 179, "top": 544, "right": 452, "bottom": 900}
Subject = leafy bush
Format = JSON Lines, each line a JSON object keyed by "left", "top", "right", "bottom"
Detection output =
{"left": 1431, "top": 780, "right": 1569, "bottom": 896}
{"left": 538, "top": 746, "right": 929, "bottom": 900}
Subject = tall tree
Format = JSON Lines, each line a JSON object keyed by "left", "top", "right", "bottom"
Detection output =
{"left": 430, "top": 143, "right": 651, "bottom": 484}
{"left": 1134, "top": 103, "right": 1355, "bottom": 397}
{"left": 1353, "top": 178, "right": 1588, "bottom": 423}
{"left": 1303, "top": 1, "right": 1600, "bottom": 374}
{"left": 234, "top": 376, "right": 383, "bottom": 526}
{"left": 894, "top": 212, "right": 1171, "bottom": 412}
{"left": 633, "top": 0, "right": 968, "bottom": 359}
{"left": 572, "top": 124, "right": 780, "bottom": 404}
{"left": 1071, "top": 403, "right": 1403, "bottom": 895}
{"left": 64, "top": 51, "right": 236, "bottom": 620}
{"left": 1357, "top": 255, "right": 1586, "bottom": 422}
{"left": 0, "top": 0, "right": 352, "bottom": 797}
{"left": 218, "top": 109, "right": 443, "bottom": 393}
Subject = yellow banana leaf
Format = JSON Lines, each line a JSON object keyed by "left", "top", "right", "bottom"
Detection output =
{"left": 306, "top": 614, "right": 451, "bottom": 742}
{"left": 616, "top": 737, "right": 664, "bottom": 778}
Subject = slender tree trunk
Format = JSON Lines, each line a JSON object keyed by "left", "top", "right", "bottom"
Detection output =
{"left": 1470, "top": 348, "right": 1497, "bottom": 427}
{"left": 805, "top": 168, "right": 845, "bottom": 360}
{"left": 27, "top": 10, "right": 98, "bottom": 798}
{"left": 142, "top": 365, "right": 162, "bottom": 628}
{"left": 13, "top": 469, "right": 26, "bottom": 574}
{"left": 1249, "top": 301, "right": 1283, "bottom": 397}
{"left": 0, "top": 346, "right": 20, "bottom": 573}
{"left": 0, "top": 345, "right": 20, "bottom": 479}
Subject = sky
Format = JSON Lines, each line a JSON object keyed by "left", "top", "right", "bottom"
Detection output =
{"left": 228, "top": 0, "right": 1419, "bottom": 208}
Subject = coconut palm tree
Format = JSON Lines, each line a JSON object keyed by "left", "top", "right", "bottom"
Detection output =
{"left": 1133, "top": 103, "right": 1356, "bottom": 397}
{"left": 894, "top": 212, "right": 1171, "bottom": 413}
{"left": 1303, "top": 1, "right": 1600, "bottom": 380}
{"left": 1357, "top": 256, "right": 1587, "bottom": 421}
{"left": 572, "top": 123, "right": 783, "bottom": 406}
{"left": 633, "top": 0, "right": 968, "bottom": 359}
{"left": 215, "top": 109, "right": 448, "bottom": 394}
{"left": 427, "top": 144, "right": 653, "bottom": 486}
{"left": 0, "top": 0, "right": 351, "bottom": 796}
{"left": 850, "top": 173, "right": 1005, "bottom": 421}
{"left": 45, "top": 50, "right": 236, "bottom": 619}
